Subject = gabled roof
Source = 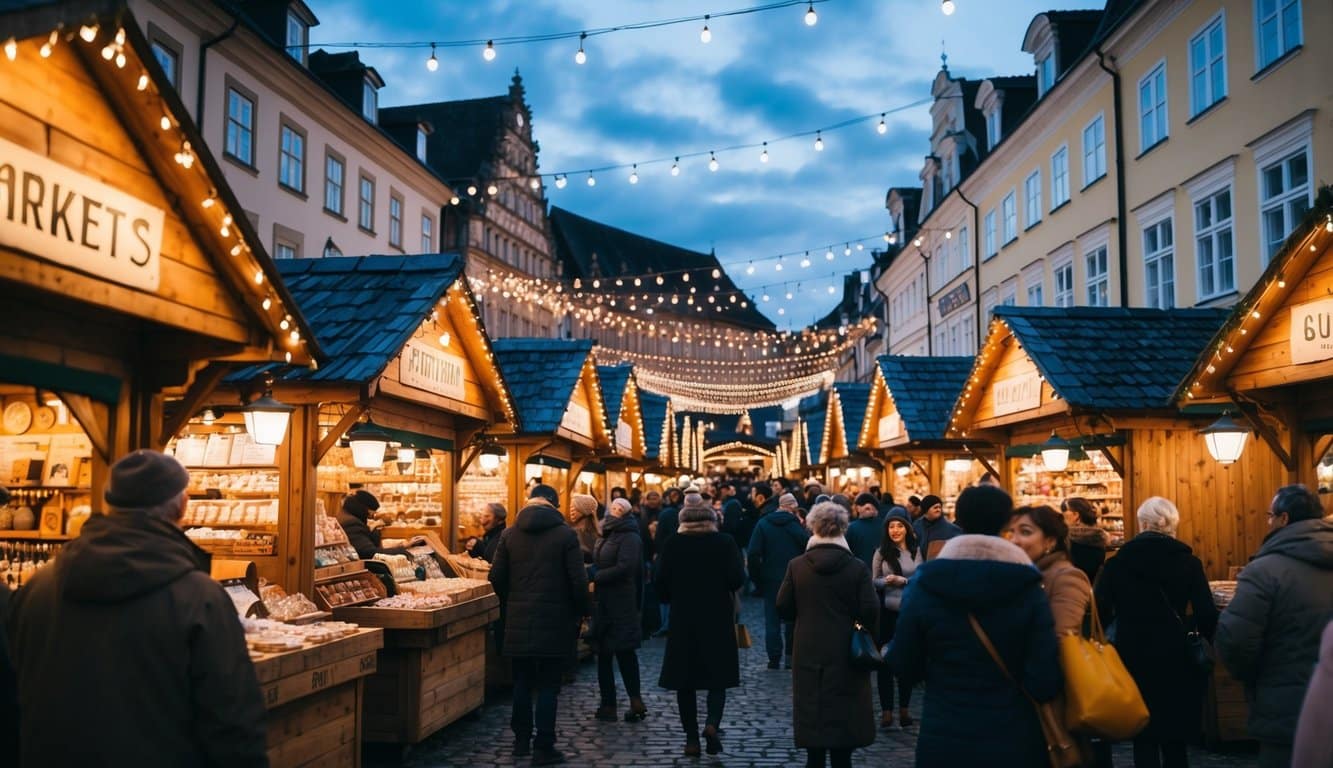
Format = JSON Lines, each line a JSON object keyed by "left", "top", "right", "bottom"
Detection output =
{"left": 596, "top": 363, "right": 633, "bottom": 426}
{"left": 381, "top": 95, "right": 510, "bottom": 182}
{"left": 549, "top": 207, "right": 776, "bottom": 331}
{"left": 875, "top": 356, "right": 973, "bottom": 442}
{"left": 229, "top": 254, "right": 465, "bottom": 384}
{"left": 639, "top": 390, "right": 671, "bottom": 462}
{"left": 831, "top": 383, "right": 872, "bottom": 450}
{"left": 992, "top": 306, "right": 1228, "bottom": 410}
{"left": 799, "top": 390, "right": 829, "bottom": 465}
{"left": 492, "top": 338, "right": 596, "bottom": 436}
{"left": 1044, "top": 10, "right": 1105, "bottom": 75}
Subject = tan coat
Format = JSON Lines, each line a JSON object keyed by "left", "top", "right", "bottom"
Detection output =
{"left": 1037, "top": 552, "right": 1092, "bottom": 635}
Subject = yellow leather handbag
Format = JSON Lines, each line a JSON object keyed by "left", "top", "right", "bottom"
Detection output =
{"left": 1059, "top": 597, "right": 1150, "bottom": 740}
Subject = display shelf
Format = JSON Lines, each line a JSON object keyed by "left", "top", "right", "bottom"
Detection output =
{"left": 0, "top": 530, "right": 72, "bottom": 540}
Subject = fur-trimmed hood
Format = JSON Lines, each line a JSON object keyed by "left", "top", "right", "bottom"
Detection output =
{"left": 936, "top": 534, "right": 1033, "bottom": 565}
{"left": 913, "top": 534, "right": 1041, "bottom": 609}
{"left": 1069, "top": 523, "right": 1110, "bottom": 549}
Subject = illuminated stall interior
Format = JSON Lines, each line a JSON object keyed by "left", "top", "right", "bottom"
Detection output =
{"left": 636, "top": 390, "right": 675, "bottom": 492}
{"left": 797, "top": 390, "right": 830, "bottom": 483}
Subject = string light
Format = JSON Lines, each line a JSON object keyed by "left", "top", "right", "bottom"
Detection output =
{"left": 746, "top": 262, "right": 755, "bottom": 275}
{"left": 629, "top": 165, "right": 639, "bottom": 184}
{"left": 671, "top": 157, "right": 681, "bottom": 176}
{"left": 800, "top": 253, "right": 811, "bottom": 268}
{"left": 79, "top": 23, "right": 98, "bottom": 43}
{"left": 942, "top": 0, "right": 957, "bottom": 15}
{"left": 877, "top": 114, "right": 887, "bottom": 134}
{"left": 804, "top": 2, "right": 818, "bottom": 25}
{"left": 586, "top": 172, "right": 596, "bottom": 186}
{"left": 825, "top": 248, "right": 835, "bottom": 260}
{"left": 4, "top": 37, "right": 16, "bottom": 61}
{"left": 555, "top": 175, "right": 567, "bottom": 189}
{"left": 159, "top": 114, "right": 170, "bottom": 130}
{"left": 700, "top": 15, "right": 712, "bottom": 43}
{"left": 426, "top": 43, "right": 438, "bottom": 70}
{"left": 708, "top": 152, "right": 719, "bottom": 172}
{"left": 814, "top": 131, "right": 824, "bottom": 151}
{"left": 760, "top": 142, "right": 769, "bottom": 163}
{"left": 487, "top": 182, "right": 499, "bottom": 196}
{"left": 137, "top": 72, "right": 149, "bottom": 90}
{"left": 575, "top": 32, "right": 587, "bottom": 64}
{"left": 483, "top": 40, "right": 496, "bottom": 61}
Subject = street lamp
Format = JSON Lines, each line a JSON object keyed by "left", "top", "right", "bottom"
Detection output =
{"left": 1201, "top": 413, "right": 1249, "bottom": 465}
{"left": 1040, "top": 431, "right": 1071, "bottom": 472}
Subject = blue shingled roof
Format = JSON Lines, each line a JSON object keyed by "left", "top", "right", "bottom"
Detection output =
{"left": 831, "top": 383, "right": 873, "bottom": 450}
{"left": 748, "top": 406, "right": 785, "bottom": 439}
{"left": 799, "top": 390, "right": 829, "bottom": 465}
{"left": 492, "top": 338, "right": 596, "bottom": 436}
{"left": 876, "top": 356, "right": 974, "bottom": 442}
{"left": 597, "top": 364, "right": 633, "bottom": 426}
{"left": 229, "top": 254, "right": 464, "bottom": 385}
{"left": 992, "top": 306, "right": 1229, "bottom": 410}
{"left": 639, "top": 391, "right": 670, "bottom": 462}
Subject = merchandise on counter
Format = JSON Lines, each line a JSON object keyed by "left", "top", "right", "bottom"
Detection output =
{"left": 183, "top": 499, "right": 278, "bottom": 527}
{"left": 315, "top": 514, "right": 349, "bottom": 547}
{"left": 264, "top": 591, "right": 321, "bottom": 622}
{"left": 183, "top": 528, "right": 276, "bottom": 555}
{"left": 313, "top": 570, "right": 387, "bottom": 610}
{"left": 374, "top": 593, "right": 454, "bottom": 609}
{"left": 0, "top": 540, "right": 58, "bottom": 588}
{"left": 408, "top": 546, "right": 445, "bottom": 580}
{"left": 241, "top": 617, "right": 362, "bottom": 652}
{"left": 187, "top": 470, "right": 279, "bottom": 494}
{"left": 1209, "top": 580, "right": 1238, "bottom": 609}
{"left": 372, "top": 553, "right": 418, "bottom": 583}
{"left": 314, "top": 542, "right": 360, "bottom": 567}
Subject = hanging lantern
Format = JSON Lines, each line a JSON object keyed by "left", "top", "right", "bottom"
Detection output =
{"left": 347, "top": 420, "right": 391, "bottom": 469}
{"left": 1040, "top": 430, "right": 1071, "bottom": 472}
{"left": 893, "top": 460, "right": 912, "bottom": 477}
{"left": 1201, "top": 413, "right": 1249, "bottom": 465}
{"left": 396, "top": 446, "right": 416, "bottom": 464}
{"left": 478, "top": 441, "right": 506, "bottom": 472}
{"left": 242, "top": 393, "right": 294, "bottom": 446}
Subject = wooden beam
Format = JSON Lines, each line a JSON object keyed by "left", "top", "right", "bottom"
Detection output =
{"left": 963, "top": 443, "right": 1001, "bottom": 480}
{"left": 1313, "top": 434, "right": 1333, "bottom": 469}
{"left": 57, "top": 391, "right": 111, "bottom": 463}
{"left": 1230, "top": 392, "right": 1295, "bottom": 472}
{"left": 314, "top": 404, "right": 365, "bottom": 464}
{"left": 158, "top": 364, "right": 230, "bottom": 446}
{"left": 1096, "top": 445, "right": 1125, "bottom": 477}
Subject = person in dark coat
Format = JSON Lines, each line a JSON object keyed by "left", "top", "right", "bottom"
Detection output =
{"left": 719, "top": 481, "right": 744, "bottom": 548}
{"left": 489, "top": 484, "right": 590, "bottom": 765}
{"left": 592, "top": 498, "right": 647, "bottom": 723}
{"left": 0, "top": 575, "right": 17, "bottom": 759}
{"left": 1293, "top": 620, "right": 1333, "bottom": 768}
{"left": 751, "top": 483, "right": 779, "bottom": 519}
{"left": 777, "top": 502, "right": 879, "bottom": 768}
{"left": 1095, "top": 496, "right": 1218, "bottom": 768}
{"left": 6, "top": 450, "right": 266, "bottom": 767}
{"left": 888, "top": 485, "right": 1061, "bottom": 768}
{"left": 657, "top": 497, "right": 746, "bottom": 757}
{"left": 911, "top": 494, "right": 961, "bottom": 561}
{"left": 467, "top": 502, "right": 507, "bottom": 562}
{"left": 748, "top": 492, "right": 811, "bottom": 669}
{"left": 1062, "top": 497, "right": 1110, "bottom": 583}
{"left": 1215, "top": 485, "right": 1333, "bottom": 768}
{"left": 337, "top": 489, "right": 408, "bottom": 560}
{"left": 844, "top": 492, "right": 883, "bottom": 569}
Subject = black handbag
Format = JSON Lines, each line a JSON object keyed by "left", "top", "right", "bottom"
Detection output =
{"left": 1156, "top": 585, "right": 1213, "bottom": 676}
{"left": 850, "top": 621, "right": 886, "bottom": 670}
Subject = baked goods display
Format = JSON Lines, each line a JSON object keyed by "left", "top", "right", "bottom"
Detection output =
{"left": 184, "top": 499, "right": 278, "bottom": 527}
{"left": 313, "top": 571, "right": 387, "bottom": 610}
{"left": 373, "top": 553, "right": 418, "bottom": 583}
{"left": 242, "top": 617, "right": 362, "bottom": 653}
{"left": 374, "top": 593, "right": 454, "bottom": 609}
{"left": 188, "top": 470, "right": 279, "bottom": 494}
{"left": 184, "top": 528, "right": 277, "bottom": 555}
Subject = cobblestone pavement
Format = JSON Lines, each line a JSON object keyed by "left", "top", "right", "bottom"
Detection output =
{"left": 380, "top": 594, "right": 1259, "bottom": 768}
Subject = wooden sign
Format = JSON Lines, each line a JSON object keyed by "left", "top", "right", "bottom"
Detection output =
{"left": 992, "top": 371, "right": 1042, "bottom": 417}
{"left": 1290, "top": 297, "right": 1333, "bottom": 365}
{"left": 561, "top": 402, "right": 592, "bottom": 438}
{"left": 616, "top": 419, "right": 632, "bottom": 453}
{"left": 400, "top": 339, "right": 466, "bottom": 401}
{"left": 877, "top": 414, "right": 903, "bottom": 446}
{"left": 0, "top": 136, "right": 165, "bottom": 292}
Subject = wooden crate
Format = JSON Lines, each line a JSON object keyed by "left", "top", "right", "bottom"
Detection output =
{"left": 333, "top": 591, "right": 498, "bottom": 634}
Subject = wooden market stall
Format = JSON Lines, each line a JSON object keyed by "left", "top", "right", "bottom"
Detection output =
{"left": 637, "top": 390, "right": 675, "bottom": 491}
{"left": 858, "top": 356, "right": 993, "bottom": 517}
{"left": 797, "top": 390, "right": 830, "bottom": 484}
{"left": 947, "top": 306, "right": 1280, "bottom": 569}
{"left": 1174, "top": 188, "right": 1333, "bottom": 745}
{"left": 817, "top": 382, "right": 881, "bottom": 496}
{"left": 596, "top": 363, "right": 648, "bottom": 494}
{"left": 491, "top": 338, "right": 614, "bottom": 515}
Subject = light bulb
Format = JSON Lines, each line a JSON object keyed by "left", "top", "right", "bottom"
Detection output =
{"left": 814, "top": 131, "right": 824, "bottom": 151}
{"left": 4, "top": 37, "right": 17, "bottom": 61}
{"left": 160, "top": 114, "right": 170, "bottom": 130}
{"left": 137, "top": 72, "right": 149, "bottom": 90}
{"left": 825, "top": 249, "right": 835, "bottom": 260}
{"left": 114, "top": 51, "right": 125, "bottom": 68}
{"left": 483, "top": 40, "right": 496, "bottom": 61}
{"left": 254, "top": 269, "right": 265, "bottom": 285}
{"left": 262, "top": 297, "right": 272, "bottom": 310}
{"left": 40, "top": 41, "right": 52, "bottom": 57}
{"left": 530, "top": 177, "right": 541, "bottom": 190}
{"left": 700, "top": 16, "right": 712, "bottom": 43}
{"left": 426, "top": 44, "right": 439, "bottom": 71}
{"left": 914, "top": 236, "right": 923, "bottom": 247}
{"left": 746, "top": 262, "right": 755, "bottom": 275}
{"left": 466, "top": 184, "right": 478, "bottom": 196}
{"left": 487, "top": 183, "right": 499, "bottom": 196}
{"left": 762, "top": 294, "right": 770, "bottom": 302}
{"left": 887, "top": 233, "right": 897, "bottom": 245}
{"left": 586, "top": 173, "right": 596, "bottom": 187}
{"left": 804, "top": 2, "right": 818, "bottom": 26}
{"left": 289, "top": 329, "right": 300, "bottom": 343}
{"left": 101, "top": 43, "right": 114, "bottom": 60}
{"left": 776, "top": 259, "right": 784, "bottom": 272}
{"left": 629, "top": 165, "right": 639, "bottom": 184}
{"left": 79, "top": 24, "right": 98, "bottom": 43}
{"left": 656, "top": 275, "right": 665, "bottom": 285}
{"left": 942, "top": 0, "right": 957, "bottom": 15}
{"left": 575, "top": 33, "right": 587, "bottom": 64}
{"left": 708, "top": 152, "right": 719, "bottom": 172}
{"left": 827, "top": 285, "right": 836, "bottom": 294}
{"left": 671, "top": 158, "right": 680, "bottom": 176}
{"left": 760, "top": 142, "right": 769, "bottom": 163}
{"left": 844, "top": 244, "right": 852, "bottom": 256}
{"left": 279, "top": 317, "right": 290, "bottom": 331}
{"left": 945, "top": 230, "right": 952, "bottom": 239}
{"left": 712, "top": 268, "right": 721, "bottom": 279}
{"left": 877, "top": 114, "right": 887, "bottom": 134}
{"left": 800, "top": 254, "right": 811, "bottom": 268}
{"left": 450, "top": 195, "right": 460, "bottom": 205}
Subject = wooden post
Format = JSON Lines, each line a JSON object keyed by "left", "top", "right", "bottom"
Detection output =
{"left": 281, "top": 405, "right": 318, "bottom": 596}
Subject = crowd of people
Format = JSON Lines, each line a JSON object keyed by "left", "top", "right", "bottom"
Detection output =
{"left": 486, "top": 469, "right": 1333, "bottom": 768}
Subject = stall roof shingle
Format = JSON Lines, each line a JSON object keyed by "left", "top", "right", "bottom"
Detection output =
{"left": 597, "top": 364, "right": 633, "bottom": 426}
{"left": 492, "top": 338, "right": 595, "bottom": 435}
{"left": 832, "top": 383, "right": 873, "bottom": 450}
{"left": 876, "top": 356, "right": 973, "bottom": 442}
{"left": 639, "top": 391, "right": 670, "bottom": 461}
{"left": 993, "top": 306, "right": 1229, "bottom": 410}
{"left": 229, "top": 254, "right": 464, "bottom": 385}
{"left": 799, "top": 391, "right": 829, "bottom": 465}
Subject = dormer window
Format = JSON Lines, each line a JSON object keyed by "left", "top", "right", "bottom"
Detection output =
{"left": 986, "top": 108, "right": 1002, "bottom": 149}
{"left": 362, "top": 78, "right": 378, "bottom": 122}
{"left": 285, "top": 10, "right": 308, "bottom": 64}
{"left": 416, "top": 127, "right": 428, "bottom": 162}
{"left": 1036, "top": 54, "right": 1055, "bottom": 96}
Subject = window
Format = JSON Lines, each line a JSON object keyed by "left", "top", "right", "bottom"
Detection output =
{"left": 224, "top": 86, "right": 255, "bottom": 166}
{"left": 984, "top": 209, "right": 997, "bottom": 258}
{"left": 1054, "top": 261, "right": 1074, "bottom": 307}
{"left": 358, "top": 174, "right": 375, "bottom": 232}
{"left": 324, "top": 152, "right": 345, "bottom": 216}
{"left": 1037, "top": 54, "right": 1056, "bottom": 96}
{"left": 278, "top": 123, "right": 305, "bottom": 194}
{"left": 1195, "top": 188, "right": 1235, "bottom": 300}
{"left": 275, "top": 242, "right": 296, "bottom": 260}
{"left": 1190, "top": 14, "right": 1227, "bottom": 116}
{"left": 1002, "top": 190, "right": 1018, "bottom": 243}
{"left": 1086, "top": 246, "right": 1109, "bottom": 306}
{"left": 416, "top": 127, "right": 429, "bottom": 162}
{"left": 388, "top": 193, "right": 403, "bottom": 249}
{"left": 982, "top": 289, "right": 999, "bottom": 322}
{"left": 958, "top": 227, "right": 970, "bottom": 275}
{"left": 1001, "top": 282, "right": 1018, "bottom": 307}
{"left": 421, "top": 214, "right": 434, "bottom": 252}
{"left": 1256, "top": 0, "right": 1302, "bottom": 70}
{"left": 148, "top": 32, "right": 180, "bottom": 88}
{"left": 285, "top": 11, "right": 308, "bottom": 64}
{"left": 1024, "top": 170, "right": 1042, "bottom": 228}
{"left": 362, "top": 80, "right": 378, "bottom": 122}
{"left": 1051, "top": 146, "right": 1069, "bottom": 208}
{"left": 1260, "top": 149, "right": 1311, "bottom": 262}
{"left": 1143, "top": 218, "right": 1176, "bottom": 309}
{"left": 1083, "top": 114, "right": 1106, "bottom": 184}
{"left": 986, "top": 109, "right": 1002, "bottom": 150}
{"left": 1027, "top": 281, "right": 1044, "bottom": 307}
{"left": 1138, "top": 62, "right": 1168, "bottom": 151}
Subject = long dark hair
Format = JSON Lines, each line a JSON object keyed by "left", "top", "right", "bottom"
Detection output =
{"left": 878, "top": 514, "right": 919, "bottom": 575}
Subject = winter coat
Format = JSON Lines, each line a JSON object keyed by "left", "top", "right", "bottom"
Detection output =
{"left": 1067, "top": 524, "right": 1109, "bottom": 584}
{"left": 654, "top": 504, "right": 680, "bottom": 557}
{"left": 872, "top": 545, "right": 921, "bottom": 612}
{"left": 1036, "top": 552, "right": 1092, "bottom": 635}
{"left": 468, "top": 523, "right": 505, "bottom": 562}
{"left": 489, "top": 501, "right": 590, "bottom": 659}
{"left": 747, "top": 510, "right": 811, "bottom": 593}
{"left": 657, "top": 521, "right": 746, "bottom": 691}
{"left": 1215, "top": 518, "right": 1333, "bottom": 746}
{"left": 0, "top": 581, "right": 18, "bottom": 760}
{"left": 888, "top": 534, "right": 1060, "bottom": 768}
{"left": 844, "top": 516, "right": 882, "bottom": 570}
{"left": 777, "top": 542, "right": 879, "bottom": 749}
{"left": 913, "top": 515, "right": 963, "bottom": 561}
{"left": 1094, "top": 531, "right": 1218, "bottom": 738}
{"left": 592, "top": 513, "right": 643, "bottom": 652}
{"left": 6, "top": 512, "right": 267, "bottom": 767}
{"left": 338, "top": 508, "right": 407, "bottom": 560}
{"left": 1292, "top": 620, "right": 1333, "bottom": 768}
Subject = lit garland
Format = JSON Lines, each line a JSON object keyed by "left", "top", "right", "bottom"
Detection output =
{"left": 635, "top": 367, "right": 833, "bottom": 413}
